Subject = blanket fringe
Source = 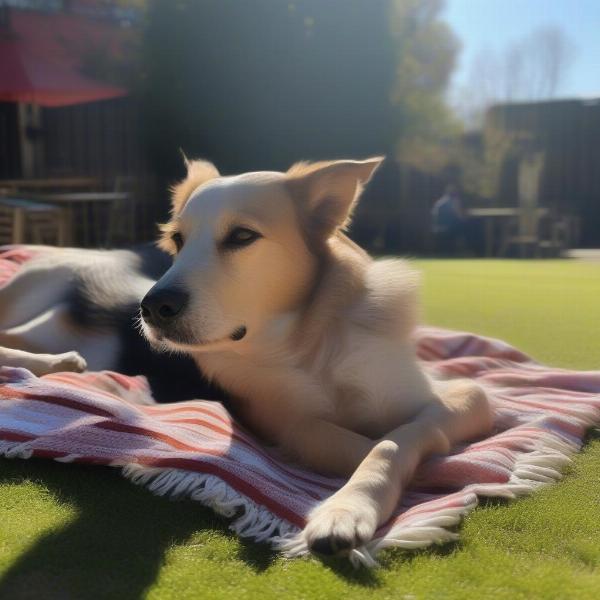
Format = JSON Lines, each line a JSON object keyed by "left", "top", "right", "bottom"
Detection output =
{"left": 0, "top": 440, "right": 33, "bottom": 460}
{"left": 0, "top": 443, "right": 301, "bottom": 547}
{"left": 276, "top": 431, "right": 582, "bottom": 568}
{"left": 0, "top": 424, "right": 588, "bottom": 568}
{"left": 122, "top": 464, "right": 300, "bottom": 543}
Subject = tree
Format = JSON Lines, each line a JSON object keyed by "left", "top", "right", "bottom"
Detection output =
{"left": 141, "top": 1, "right": 398, "bottom": 179}
{"left": 140, "top": 0, "right": 460, "bottom": 201}
{"left": 390, "top": 0, "right": 460, "bottom": 146}
{"left": 529, "top": 26, "right": 575, "bottom": 99}
{"left": 454, "top": 26, "right": 576, "bottom": 128}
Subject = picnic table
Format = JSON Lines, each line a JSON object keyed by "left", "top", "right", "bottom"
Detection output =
{"left": 467, "top": 207, "right": 549, "bottom": 257}
{"left": 34, "top": 192, "right": 131, "bottom": 246}
{"left": 0, "top": 177, "right": 101, "bottom": 195}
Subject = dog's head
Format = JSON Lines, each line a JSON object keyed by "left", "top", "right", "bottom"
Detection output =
{"left": 140, "top": 155, "right": 382, "bottom": 353}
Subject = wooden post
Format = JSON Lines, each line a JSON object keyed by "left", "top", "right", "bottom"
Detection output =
{"left": 56, "top": 207, "right": 70, "bottom": 246}
{"left": 12, "top": 207, "right": 25, "bottom": 244}
{"left": 17, "top": 103, "right": 43, "bottom": 178}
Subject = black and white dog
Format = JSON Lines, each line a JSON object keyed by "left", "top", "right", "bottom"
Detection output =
{"left": 0, "top": 244, "right": 224, "bottom": 402}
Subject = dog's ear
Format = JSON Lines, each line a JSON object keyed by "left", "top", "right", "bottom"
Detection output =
{"left": 286, "top": 157, "right": 383, "bottom": 241}
{"left": 170, "top": 157, "right": 220, "bottom": 216}
{"left": 158, "top": 158, "right": 219, "bottom": 253}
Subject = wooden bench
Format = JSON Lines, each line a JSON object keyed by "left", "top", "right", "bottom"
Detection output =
{"left": 0, "top": 198, "right": 69, "bottom": 246}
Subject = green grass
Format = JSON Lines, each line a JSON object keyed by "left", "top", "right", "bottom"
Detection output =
{"left": 1, "top": 259, "right": 600, "bottom": 599}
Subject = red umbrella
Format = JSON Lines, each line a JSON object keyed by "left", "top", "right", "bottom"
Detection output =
{"left": 0, "top": 9, "right": 129, "bottom": 107}
{"left": 0, "top": 41, "right": 126, "bottom": 107}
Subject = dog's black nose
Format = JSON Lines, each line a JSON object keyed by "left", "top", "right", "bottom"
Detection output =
{"left": 141, "top": 287, "right": 189, "bottom": 324}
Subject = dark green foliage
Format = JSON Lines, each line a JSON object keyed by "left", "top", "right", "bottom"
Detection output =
{"left": 141, "top": 0, "right": 397, "bottom": 183}
{"left": 139, "top": 0, "right": 459, "bottom": 238}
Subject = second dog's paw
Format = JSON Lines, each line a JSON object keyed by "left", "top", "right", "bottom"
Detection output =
{"left": 303, "top": 501, "right": 378, "bottom": 556}
{"left": 51, "top": 351, "right": 87, "bottom": 373}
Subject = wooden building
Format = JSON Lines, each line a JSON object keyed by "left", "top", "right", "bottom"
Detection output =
{"left": 486, "top": 99, "right": 600, "bottom": 247}
{"left": 0, "top": 2, "right": 143, "bottom": 181}
{"left": 0, "top": 2, "right": 159, "bottom": 243}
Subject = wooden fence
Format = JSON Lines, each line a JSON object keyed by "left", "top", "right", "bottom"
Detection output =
{"left": 41, "top": 96, "right": 144, "bottom": 180}
{"left": 0, "top": 96, "right": 165, "bottom": 244}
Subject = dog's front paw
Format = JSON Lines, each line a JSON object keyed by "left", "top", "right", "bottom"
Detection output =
{"left": 303, "top": 499, "right": 378, "bottom": 556}
{"left": 50, "top": 351, "right": 87, "bottom": 374}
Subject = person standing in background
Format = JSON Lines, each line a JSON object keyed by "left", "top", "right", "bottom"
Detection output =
{"left": 431, "top": 184, "right": 467, "bottom": 255}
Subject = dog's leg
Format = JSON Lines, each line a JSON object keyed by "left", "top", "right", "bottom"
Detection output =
{"left": 296, "top": 380, "right": 493, "bottom": 555}
{"left": 0, "top": 264, "right": 72, "bottom": 329}
{"left": 0, "top": 305, "right": 119, "bottom": 371}
{"left": 0, "top": 346, "right": 87, "bottom": 376}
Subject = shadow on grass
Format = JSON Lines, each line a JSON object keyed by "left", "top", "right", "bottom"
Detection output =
{"left": 0, "top": 457, "right": 482, "bottom": 595}
{"left": 317, "top": 555, "right": 383, "bottom": 587}
{"left": 583, "top": 427, "right": 600, "bottom": 444}
{"left": 235, "top": 537, "right": 278, "bottom": 573}
{"left": 229, "top": 516, "right": 383, "bottom": 587}
{"left": 0, "top": 458, "right": 278, "bottom": 599}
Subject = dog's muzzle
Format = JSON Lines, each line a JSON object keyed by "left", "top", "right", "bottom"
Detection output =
{"left": 140, "top": 286, "right": 248, "bottom": 345}
{"left": 140, "top": 286, "right": 189, "bottom": 327}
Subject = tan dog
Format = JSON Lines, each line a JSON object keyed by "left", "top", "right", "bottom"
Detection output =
{"left": 140, "top": 157, "right": 493, "bottom": 556}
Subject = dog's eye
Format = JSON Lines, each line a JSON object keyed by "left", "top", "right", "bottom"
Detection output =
{"left": 221, "top": 227, "right": 262, "bottom": 249}
{"left": 171, "top": 232, "right": 184, "bottom": 252}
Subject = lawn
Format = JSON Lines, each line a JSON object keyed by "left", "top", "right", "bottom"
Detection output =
{"left": 1, "top": 259, "right": 599, "bottom": 600}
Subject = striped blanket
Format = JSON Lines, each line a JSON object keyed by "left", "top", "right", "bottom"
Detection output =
{"left": 1, "top": 248, "right": 600, "bottom": 567}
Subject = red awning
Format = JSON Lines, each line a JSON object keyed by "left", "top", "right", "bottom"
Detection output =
{"left": 0, "top": 40, "right": 127, "bottom": 107}
{"left": 0, "top": 9, "right": 130, "bottom": 107}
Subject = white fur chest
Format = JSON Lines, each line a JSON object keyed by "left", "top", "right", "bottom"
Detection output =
{"left": 318, "top": 330, "right": 432, "bottom": 437}
{"left": 195, "top": 313, "right": 432, "bottom": 441}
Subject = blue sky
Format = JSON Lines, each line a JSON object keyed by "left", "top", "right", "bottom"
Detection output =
{"left": 444, "top": 0, "right": 600, "bottom": 98}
